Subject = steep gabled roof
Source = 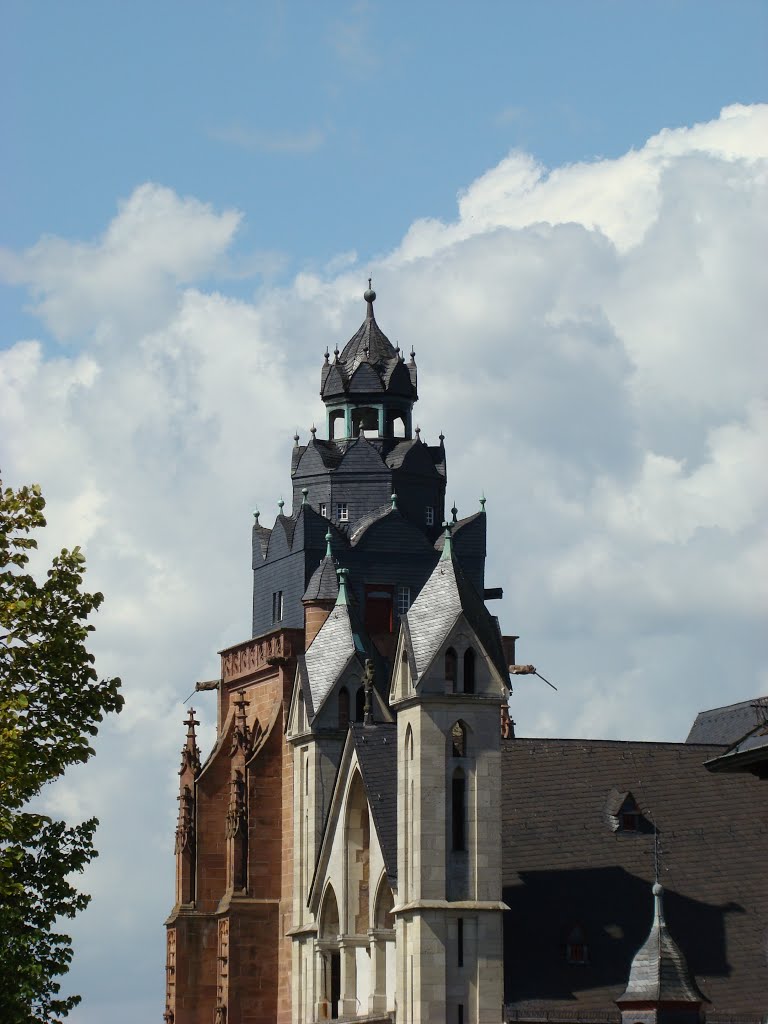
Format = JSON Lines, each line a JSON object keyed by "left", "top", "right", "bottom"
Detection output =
{"left": 405, "top": 531, "right": 509, "bottom": 684}
{"left": 350, "top": 723, "right": 398, "bottom": 882}
{"left": 303, "top": 604, "right": 364, "bottom": 714}
{"left": 685, "top": 696, "right": 765, "bottom": 745}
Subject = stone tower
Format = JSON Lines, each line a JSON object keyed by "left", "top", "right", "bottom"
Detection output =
{"left": 165, "top": 286, "right": 510, "bottom": 1024}
{"left": 389, "top": 525, "right": 509, "bottom": 1024}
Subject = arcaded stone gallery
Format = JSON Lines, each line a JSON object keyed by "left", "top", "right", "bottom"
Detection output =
{"left": 164, "top": 288, "right": 768, "bottom": 1023}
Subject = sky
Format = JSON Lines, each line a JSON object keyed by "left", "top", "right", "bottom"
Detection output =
{"left": 1, "top": 2, "right": 767, "bottom": 1021}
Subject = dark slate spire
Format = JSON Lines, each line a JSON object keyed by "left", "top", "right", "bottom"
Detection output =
{"left": 616, "top": 882, "right": 705, "bottom": 1006}
{"left": 302, "top": 530, "right": 339, "bottom": 603}
{"left": 338, "top": 281, "right": 399, "bottom": 374}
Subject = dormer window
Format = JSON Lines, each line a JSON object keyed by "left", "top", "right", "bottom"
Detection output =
{"left": 319, "top": 502, "right": 327, "bottom": 518}
{"left": 606, "top": 789, "right": 647, "bottom": 833}
{"left": 337, "top": 502, "right": 349, "bottom": 522}
{"left": 425, "top": 506, "right": 434, "bottom": 526}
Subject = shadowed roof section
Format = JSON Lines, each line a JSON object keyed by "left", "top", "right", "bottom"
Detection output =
{"left": 501, "top": 738, "right": 768, "bottom": 1017}
{"left": 350, "top": 722, "right": 398, "bottom": 883}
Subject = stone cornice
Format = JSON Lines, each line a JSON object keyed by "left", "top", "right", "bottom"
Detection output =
{"left": 392, "top": 898, "right": 509, "bottom": 915}
{"left": 219, "top": 628, "right": 304, "bottom": 686}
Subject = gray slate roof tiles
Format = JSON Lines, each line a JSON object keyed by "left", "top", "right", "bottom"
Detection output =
{"left": 303, "top": 605, "right": 361, "bottom": 713}
{"left": 406, "top": 548, "right": 509, "bottom": 683}
{"left": 685, "top": 696, "right": 767, "bottom": 745}
{"left": 350, "top": 723, "right": 398, "bottom": 882}
{"left": 617, "top": 884, "right": 705, "bottom": 1004}
{"left": 501, "top": 738, "right": 768, "bottom": 1015}
{"left": 303, "top": 555, "right": 339, "bottom": 602}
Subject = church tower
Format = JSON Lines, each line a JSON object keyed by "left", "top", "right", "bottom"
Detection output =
{"left": 389, "top": 525, "right": 509, "bottom": 1024}
{"left": 165, "top": 286, "right": 511, "bottom": 1024}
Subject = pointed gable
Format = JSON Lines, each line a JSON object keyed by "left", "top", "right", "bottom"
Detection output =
{"left": 405, "top": 531, "right": 509, "bottom": 684}
{"left": 348, "top": 361, "right": 384, "bottom": 394}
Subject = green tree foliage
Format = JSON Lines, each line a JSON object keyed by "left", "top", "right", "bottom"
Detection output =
{"left": 0, "top": 479, "right": 123, "bottom": 1022}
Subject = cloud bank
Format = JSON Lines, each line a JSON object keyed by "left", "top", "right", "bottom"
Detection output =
{"left": 1, "top": 104, "right": 766, "bottom": 1021}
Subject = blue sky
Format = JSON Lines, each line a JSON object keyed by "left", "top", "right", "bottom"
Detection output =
{"left": 1, "top": 3, "right": 767, "bottom": 1022}
{"left": 3, "top": 2, "right": 766, "bottom": 268}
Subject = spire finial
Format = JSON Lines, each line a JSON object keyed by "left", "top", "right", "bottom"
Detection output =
{"left": 335, "top": 566, "right": 351, "bottom": 606}
{"left": 325, "top": 529, "right": 333, "bottom": 559}
{"left": 301, "top": 487, "right": 308, "bottom": 505}
{"left": 310, "top": 423, "right": 317, "bottom": 438}
{"left": 409, "top": 346, "right": 416, "bottom": 363}
{"left": 253, "top": 508, "right": 260, "bottom": 525}
{"left": 415, "top": 424, "right": 421, "bottom": 441}
{"left": 479, "top": 492, "right": 486, "bottom": 511}
{"left": 451, "top": 501, "right": 458, "bottom": 523}
{"left": 334, "top": 346, "right": 340, "bottom": 363}
{"left": 278, "top": 497, "right": 284, "bottom": 514}
{"left": 364, "top": 277, "right": 376, "bottom": 314}
{"left": 391, "top": 492, "right": 398, "bottom": 511}
{"left": 440, "top": 521, "right": 454, "bottom": 562}
{"left": 293, "top": 431, "right": 300, "bottom": 446}
{"left": 439, "top": 431, "right": 445, "bottom": 445}
{"left": 324, "top": 348, "right": 330, "bottom": 364}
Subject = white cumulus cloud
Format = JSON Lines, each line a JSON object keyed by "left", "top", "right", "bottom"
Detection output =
{"left": 1, "top": 104, "right": 766, "bottom": 1021}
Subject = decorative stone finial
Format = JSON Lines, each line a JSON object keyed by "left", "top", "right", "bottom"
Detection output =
{"left": 480, "top": 493, "right": 486, "bottom": 511}
{"left": 253, "top": 508, "right": 260, "bottom": 525}
{"left": 325, "top": 530, "right": 333, "bottom": 559}
{"left": 334, "top": 346, "right": 340, "bottom": 362}
{"left": 440, "top": 521, "right": 454, "bottom": 562}
{"left": 409, "top": 346, "right": 416, "bottom": 363}
{"left": 278, "top": 498, "right": 284, "bottom": 514}
{"left": 310, "top": 424, "right": 317, "bottom": 438}
{"left": 415, "top": 425, "right": 421, "bottom": 440}
{"left": 301, "top": 487, "right": 308, "bottom": 505}
{"left": 293, "top": 431, "right": 300, "bottom": 446}
{"left": 391, "top": 492, "right": 398, "bottom": 510}
{"left": 439, "top": 431, "right": 445, "bottom": 445}
{"left": 451, "top": 502, "right": 458, "bottom": 523}
{"left": 324, "top": 349, "right": 330, "bottom": 364}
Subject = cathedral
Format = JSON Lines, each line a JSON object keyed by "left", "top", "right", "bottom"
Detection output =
{"left": 164, "top": 288, "right": 768, "bottom": 1023}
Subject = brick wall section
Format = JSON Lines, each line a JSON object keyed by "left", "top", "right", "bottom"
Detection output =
{"left": 166, "top": 627, "right": 302, "bottom": 1024}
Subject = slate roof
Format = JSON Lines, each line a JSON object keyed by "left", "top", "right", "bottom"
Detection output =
{"left": 685, "top": 696, "right": 767, "bottom": 745}
{"left": 303, "top": 554, "right": 339, "bottom": 602}
{"left": 350, "top": 723, "right": 398, "bottom": 882}
{"left": 405, "top": 543, "right": 509, "bottom": 684}
{"left": 704, "top": 713, "right": 768, "bottom": 778}
{"left": 339, "top": 302, "right": 399, "bottom": 376}
{"left": 501, "top": 738, "right": 768, "bottom": 1016}
{"left": 303, "top": 603, "right": 365, "bottom": 714}
{"left": 616, "top": 883, "right": 705, "bottom": 1004}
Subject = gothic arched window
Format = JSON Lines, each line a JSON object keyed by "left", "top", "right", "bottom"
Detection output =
{"left": 445, "top": 647, "right": 457, "bottom": 689}
{"left": 463, "top": 647, "right": 476, "bottom": 694}
{"left": 338, "top": 687, "right": 349, "bottom": 729}
{"left": 355, "top": 686, "right": 365, "bottom": 723}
